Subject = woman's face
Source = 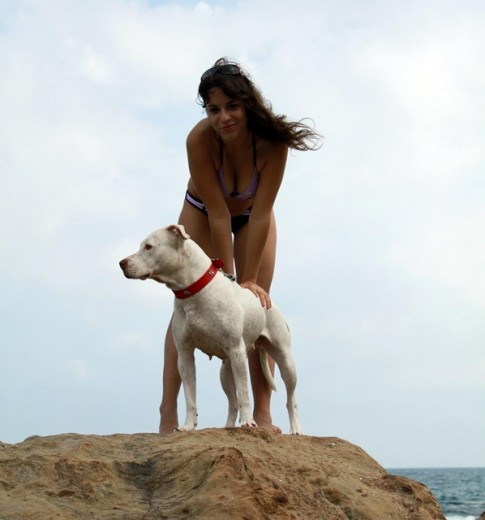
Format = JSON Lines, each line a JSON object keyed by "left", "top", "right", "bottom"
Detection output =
{"left": 205, "top": 87, "right": 248, "bottom": 140}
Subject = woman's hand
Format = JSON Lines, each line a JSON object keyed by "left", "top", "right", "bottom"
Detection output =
{"left": 240, "top": 280, "right": 272, "bottom": 309}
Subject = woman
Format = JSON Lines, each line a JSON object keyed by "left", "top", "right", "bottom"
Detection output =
{"left": 159, "top": 58, "right": 320, "bottom": 433}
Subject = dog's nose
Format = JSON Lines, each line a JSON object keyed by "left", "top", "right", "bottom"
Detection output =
{"left": 119, "top": 258, "right": 128, "bottom": 270}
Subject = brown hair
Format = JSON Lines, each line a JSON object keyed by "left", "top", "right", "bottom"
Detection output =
{"left": 197, "top": 58, "right": 321, "bottom": 151}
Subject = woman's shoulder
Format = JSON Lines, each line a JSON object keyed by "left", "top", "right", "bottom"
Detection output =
{"left": 186, "top": 119, "right": 219, "bottom": 169}
{"left": 187, "top": 118, "right": 215, "bottom": 147}
{"left": 255, "top": 137, "right": 288, "bottom": 167}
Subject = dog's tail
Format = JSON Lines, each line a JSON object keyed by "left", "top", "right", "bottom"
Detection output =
{"left": 259, "top": 349, "right": 277, "bottom": 392}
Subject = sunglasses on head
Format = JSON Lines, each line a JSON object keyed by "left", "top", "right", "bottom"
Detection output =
{"left": 200, "top": 64, "right": 241, "bottom": 81}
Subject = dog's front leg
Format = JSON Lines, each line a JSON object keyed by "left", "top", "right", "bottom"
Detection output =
{"left": 176, "top": 347, "right": 198, "bottom": 431}
{"left": 220, "top": 359, "right": 238, "bottom": 427}
{"left": 229, "top": 343, "right": 257, "bottom": 428}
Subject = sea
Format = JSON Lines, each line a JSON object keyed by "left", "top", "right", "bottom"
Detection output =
{"left": 388, "top": 467, "right": 485, "bottom": 520}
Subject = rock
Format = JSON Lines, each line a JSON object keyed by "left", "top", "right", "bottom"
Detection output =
{"left": 0, "top": 428, "right": 445, "bottom": 519}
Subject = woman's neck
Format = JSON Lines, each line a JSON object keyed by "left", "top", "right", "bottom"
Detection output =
{"left": 220, "top": 130, "right": 252, "bottom": 154}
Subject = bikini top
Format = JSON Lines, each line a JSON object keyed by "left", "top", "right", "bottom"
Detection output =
{"left": 216, "top": 135, "right": 260, "bottom": 200}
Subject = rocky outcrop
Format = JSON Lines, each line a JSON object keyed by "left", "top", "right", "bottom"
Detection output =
{"left": 0, "top": 428, "right": 445, "bottom": 519}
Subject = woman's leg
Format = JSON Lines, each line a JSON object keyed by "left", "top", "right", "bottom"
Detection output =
{"left": 233, "top": 211, "right": 280, "bottom": 432}
{"left": 159, "top": 316, "right": 180, "bottom": 433}
{"left": 158, "top": 201, "right": 216, "bottom": 434}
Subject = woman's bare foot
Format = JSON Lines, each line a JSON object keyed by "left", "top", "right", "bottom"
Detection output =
{"left": 159, "top": 405, "right": 178, "bottom": 434}
{"left": 254, "top": 412, "right": 282, "bottom": 434}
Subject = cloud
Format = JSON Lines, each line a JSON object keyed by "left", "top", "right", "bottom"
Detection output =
{"left": 67, "top": 358, "right": 97, "bottom": 382}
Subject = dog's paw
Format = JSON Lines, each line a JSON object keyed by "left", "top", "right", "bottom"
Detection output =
{"left": 175, "top": 425, "right": 197, "bottom": 432}
{"left": 240, "top": 419, "right": 258, "bottom": 429}
{"left": 290, "top": 424, "right": 305, "bottom": 435}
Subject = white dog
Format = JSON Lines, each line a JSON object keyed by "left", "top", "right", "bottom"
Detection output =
{"left": 119, "top": 224, "right": 303, "bottom": 435}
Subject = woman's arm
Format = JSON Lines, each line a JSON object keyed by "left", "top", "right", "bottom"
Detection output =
{"left": 186, "top": 123, "right": 235, "bottom": 274}
{"left": 241, "top": 143, "right": 288, "bottom": 286}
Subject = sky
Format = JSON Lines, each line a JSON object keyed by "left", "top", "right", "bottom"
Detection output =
{"left": 1, "top": 0, "right": 484, "bottom": 469}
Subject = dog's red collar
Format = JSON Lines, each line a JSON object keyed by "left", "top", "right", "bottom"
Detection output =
{"left": 173, "top": 259, "right": 224, "bottom": 299}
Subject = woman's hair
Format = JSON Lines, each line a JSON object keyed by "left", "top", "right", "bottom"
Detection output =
{"left": 198, "top": 58, "right": 321, "bottom": 151}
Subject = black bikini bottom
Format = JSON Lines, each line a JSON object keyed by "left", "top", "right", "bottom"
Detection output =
{"left": 185, "top": 191, "right": 250, "bottom": 234}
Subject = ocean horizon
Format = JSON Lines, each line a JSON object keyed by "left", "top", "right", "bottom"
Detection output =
{"left": 388, "top": 467, "right": 485, "bottom": 520}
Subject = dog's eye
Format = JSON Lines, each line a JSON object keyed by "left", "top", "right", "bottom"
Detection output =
{"left": 144, "top": 244, "right": 153, "bottom": 251}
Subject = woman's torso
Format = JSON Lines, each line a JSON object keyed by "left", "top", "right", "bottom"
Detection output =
{"left": 187, "top": 119, "right": 266, "bottom": 217}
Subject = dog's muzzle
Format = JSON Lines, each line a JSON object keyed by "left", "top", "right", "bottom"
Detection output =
{"left": 119, "top": 258, "right": 148, "bottom": 280}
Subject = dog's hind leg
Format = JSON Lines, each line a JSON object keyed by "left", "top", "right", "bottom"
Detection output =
{"left": 259, "top": 337, "right": 304, "bottom": 435}
{"left": 280, "top": 363, "right": 304, "bottom": 435}
{"left": 220, "top": 359, "right": 238, "bottom": 427}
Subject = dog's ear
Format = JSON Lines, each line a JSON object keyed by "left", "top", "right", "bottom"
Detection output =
{"left": 167, "top": 224, "right": 190, "bottom": 240}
